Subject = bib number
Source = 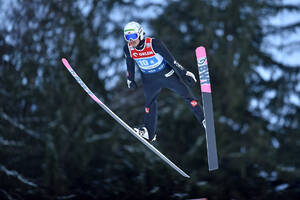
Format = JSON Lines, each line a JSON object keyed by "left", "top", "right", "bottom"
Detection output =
{"left": 137, "top": 57, "right": 158, "bottom": 67}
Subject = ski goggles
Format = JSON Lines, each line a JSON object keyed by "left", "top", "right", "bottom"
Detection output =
{"left": 125, "top": 33, "right": 139, "bottom": 41}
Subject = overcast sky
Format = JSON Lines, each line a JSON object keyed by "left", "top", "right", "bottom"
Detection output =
{"left": 264, "top": 0, "right": 300, "bottom": 66}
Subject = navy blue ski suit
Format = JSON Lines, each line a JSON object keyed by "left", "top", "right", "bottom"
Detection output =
{"left": 124, "top": 37, "right": 204, "bottom": 140}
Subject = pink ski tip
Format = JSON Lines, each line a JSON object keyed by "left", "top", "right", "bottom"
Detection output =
{"left": 61, "top": 58, "right": 72, "bottom": 70}
{"left": 195, "top": 46, "right": 207, "bottom": 59}
{"left": 201, "top": 84, "right": 211, "bottom": 93}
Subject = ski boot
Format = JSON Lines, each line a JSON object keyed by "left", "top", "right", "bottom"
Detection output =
{"left": 133, "top": 127, "right": 156, "bottom": 142}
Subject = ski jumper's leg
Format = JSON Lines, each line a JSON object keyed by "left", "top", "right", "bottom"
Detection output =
{"left": 165, "top": 74, "right": 205, "bottom": 123}
{"left": 143, "top": 82, "right": 161, "bottom": 141}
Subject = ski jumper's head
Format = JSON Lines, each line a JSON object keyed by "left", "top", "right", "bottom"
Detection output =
{"left": 124, "top": 21, "right": 145, "bottom": 48}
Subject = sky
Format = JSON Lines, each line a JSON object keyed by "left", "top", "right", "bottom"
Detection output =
{"left": 1, "top": 0, "right": 299, "bottom": 65}
{"left": 263, "top": 0, "right": 300, "bottom": 66}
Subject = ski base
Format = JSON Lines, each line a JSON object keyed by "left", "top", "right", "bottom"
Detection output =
{"left": 195, "top": 47, "right": 219, "bottom": 171}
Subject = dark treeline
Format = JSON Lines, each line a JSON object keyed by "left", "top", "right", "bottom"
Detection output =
{"left": 1, "top": 0, "right": 300, "bottom": 199}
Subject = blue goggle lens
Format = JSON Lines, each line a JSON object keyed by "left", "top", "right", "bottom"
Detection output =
{"left": 125, "top": 33, "right": 138, "bottom": 41}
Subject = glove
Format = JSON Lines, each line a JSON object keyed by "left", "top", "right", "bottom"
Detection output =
{"left": 184, "top": 71, "right": 197, "bottom": 87}
{"left": 127, "top": 79, "right": 137, "bottom": 90}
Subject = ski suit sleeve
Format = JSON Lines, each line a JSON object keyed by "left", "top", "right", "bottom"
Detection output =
{"left": 151, "top": 38, "right": 187, "bottom": 77}
{"left": 123, "top": 45, "right": 135, "bottom": 81}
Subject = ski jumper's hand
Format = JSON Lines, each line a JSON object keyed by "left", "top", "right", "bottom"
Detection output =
{"left": 127, "top": 79, "right": 137, "bottom": 89}
{"left": 185, "top": 71, "right": 197, "bottom": 87}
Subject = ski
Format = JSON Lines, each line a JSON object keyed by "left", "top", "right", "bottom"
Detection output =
{"left": 195, "top": 47, "right": 219, "bottom": 171}
{"left": 61, "top": 58, "right": 190, "bottom": 178}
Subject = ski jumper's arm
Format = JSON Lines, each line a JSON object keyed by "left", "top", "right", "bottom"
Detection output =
{"left": 151, "top": 38, "right": 187, "bottom": 77}
{"left": 123, "top": 45, "right": 135, "bottom": 81}
{"left": 152, "top": 38, "right": 196, "bottom": 86}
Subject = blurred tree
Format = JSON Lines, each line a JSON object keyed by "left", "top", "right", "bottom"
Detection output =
{"left": 1, "top": 0, "right": 300, "bottom": 199}
{"left": 0, "top": 0, "right": 160, "bottom": 199}
{"left": 148, "top": 0, "right": 300, "bottom": 199}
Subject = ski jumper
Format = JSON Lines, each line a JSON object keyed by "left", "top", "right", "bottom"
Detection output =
{"left": 124, "top": 37, "right": 204, "bottom": 140}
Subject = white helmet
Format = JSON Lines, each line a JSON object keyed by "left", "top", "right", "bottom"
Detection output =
{"left": 124, "top": 21, "right": 145, "bottom": 41}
